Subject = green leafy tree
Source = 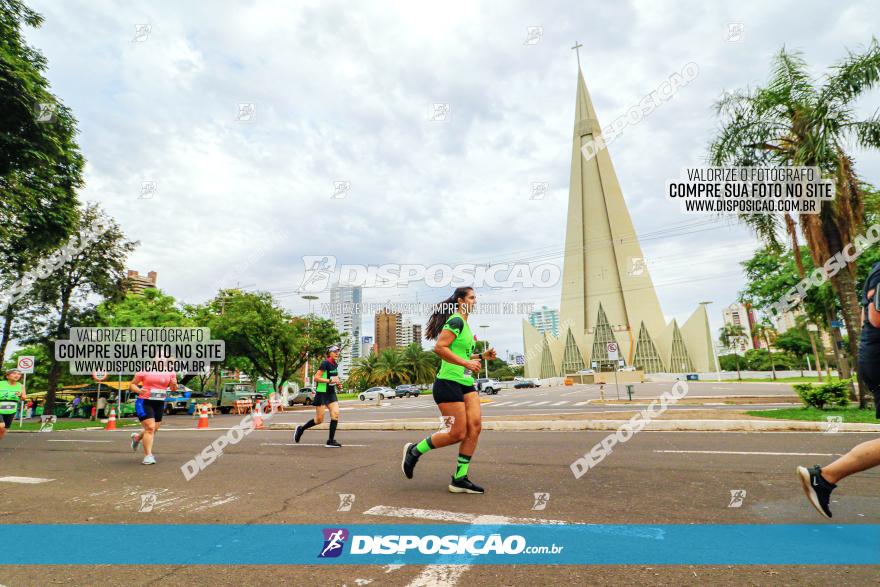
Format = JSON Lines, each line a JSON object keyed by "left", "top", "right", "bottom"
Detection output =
{"left": 774, "top": 321, "right": 813, "bottom": 376}
{"left": 0, "top": 0, "right": 85, "bottom": 361}
{"left": 718, "top": 323, "right": 746, "bottom": 380}
{"left": 400, "top": 343, "right": 436, "bottom": 384}
{"left": 96, "top": 288, "right": 191, "bottom": 327}
{"left": 210, "top": 290, "right": 339, "bottom": 393}
{"left": 709, "top": 39, "right": 880, "bottom": 407}
{"left": 14, "top": 204, "right": 135, "bottom": 411}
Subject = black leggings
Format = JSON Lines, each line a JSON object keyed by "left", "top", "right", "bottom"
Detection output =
{"left": 858, "top": 357, "right": 880, "bottom": 419}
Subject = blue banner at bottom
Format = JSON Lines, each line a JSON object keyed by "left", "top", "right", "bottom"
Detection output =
{"left": 1, "top": 524, "right": 878, "bottom": 565}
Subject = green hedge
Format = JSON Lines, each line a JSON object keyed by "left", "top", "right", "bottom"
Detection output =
{"left": 793, "top": 380, "right": 850, "bottom": 409}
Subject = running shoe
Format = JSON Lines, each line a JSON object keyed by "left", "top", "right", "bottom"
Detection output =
{"left": 130, "top": 432, "right": 141, "bottom": 452}
{"left": 448, "top": 475, "right": 484, "bottom": 494}
{"left": 325, "top": 439, "right": 342, "bottom": 448}
{"left": 142, "top": 454, "right": 156, "bottom": 465}
{"left": 402, "top": 442, "right": 420, "bottom": 479}
{"left": 797, "top": 465, "right": 835, "bottom": 518}
{"left": 294, "top": 425, "right": 304, "bottom": 444}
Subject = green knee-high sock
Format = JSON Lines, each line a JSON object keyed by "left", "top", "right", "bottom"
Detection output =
{"left": 454, "top": 454, "right": 472, "bottom": 479}
{"left": 412, "top": 436, "right": 435, "bottom": 456}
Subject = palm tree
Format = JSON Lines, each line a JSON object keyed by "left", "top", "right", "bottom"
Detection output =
{"left": 400, "top": 343, "right": 436, "bottom": 384}
{"left": 374, "top": 348, "right": 407, "bottom": 388}
{"left": 752, "top": 320, "right": 778, "bottom": 380}
{"left": 348, "top": 353, "right": 380, "bottom": 390}
{"left": 709, "top": 39, "right": 880, "bottom": 407}
{"left": 718, "top": 324, "right": 746, "bottom": 380}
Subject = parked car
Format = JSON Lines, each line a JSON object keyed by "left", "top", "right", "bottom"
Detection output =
{"left": 164, "top": 392, "right": 191, "bottom": 414}
{"left": 395, "top": 384, "right": 422, "bottom": 398}
{"left": 577, "top": 369, "right": 596, "bottom": 374}
{"left": 474, "top": 378, "right": 501, "bottom": 394}
{"left": 618, "top": 366, "right": 637, "bottom": 372}
{"left": 513, "top": 379, "right": 540, "bottom": 389}
{"left": 289, "top": 387, "right": 316, "bottom": 406}
{"left": 358, "top": 386, "right": 396, "bottom": 401}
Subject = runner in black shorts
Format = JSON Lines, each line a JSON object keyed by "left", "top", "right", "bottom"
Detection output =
{"left": 294, "top": 345, "right": 343, "bottom": 448}
{"left": 401, "top": 287, "right": 496, "bottom": 494}
{"left": 797, "top": 261, "right": 880, "bottom": 517}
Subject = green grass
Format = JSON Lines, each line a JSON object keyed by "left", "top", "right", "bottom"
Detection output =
{"left": 9, "top": 418, "right": 141, "bottom": 431}
{"left": 746, "top": 406, "right": 877, "bottom": 423}
{"left": 734, "top": 376, "right": 844, "bottom": 383}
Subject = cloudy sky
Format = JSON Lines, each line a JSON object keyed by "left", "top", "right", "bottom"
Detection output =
{"left": 24, "top": 0, "right": 880, "bottom": 357}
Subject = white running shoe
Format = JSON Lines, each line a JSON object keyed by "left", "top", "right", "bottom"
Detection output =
{"left": 131, "top": 432, "right": 141, "bottom": 452}
{"left": 142, "top": 454, "right": 156, "bottom": 465}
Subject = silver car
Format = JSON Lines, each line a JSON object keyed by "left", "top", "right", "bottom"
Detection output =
{"left": 358, "top": 386, "right": 396, "bottom": 401}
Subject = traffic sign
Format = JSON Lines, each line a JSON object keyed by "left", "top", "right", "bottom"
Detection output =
{"left": 606, "top": 342, "right": 619, "bottom": 361}
{"left": 17, "top": 356, "right": 35, "bottom": 374}
{"left": 92, "top": 371, "right": 108, "bottom": 382}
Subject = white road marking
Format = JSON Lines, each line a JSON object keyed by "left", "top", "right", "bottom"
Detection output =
{"left": 363, "top": 505, "right": 568, "bottom": 525}
{"left": 260, "top": 443, "right": 369, "bottom": 447}
{"left": 550, "top": 401, "right": 569, "bottom": 406}
{"left": 561, "top": 390, "right": 583, "bottom": 397}
{"left": 509, "top": 401, "right": 532, "bottom": 407}
{"left": 46, "top": 439, "right": 112, "bottom": 443}
{"left": 488, "top": 401, "right": 514, "bottom": 407}
{"left": 654, "top": 450, "right": 840, "bottom": 456}
{"left": 530, "top": 401, "right": 551, "bottom": 406}
{"left": 574, "top": 401, "right": 591, "bottom": 406}
{"left": 0, "top": 476, "right": 54, "bottom": 484}
{"left": 407, "top": 565, "right": 469, "bottom": 587}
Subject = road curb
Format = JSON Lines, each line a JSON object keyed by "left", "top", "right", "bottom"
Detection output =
{"left": 267, "top": 419, "right": 880, "bottom": 432}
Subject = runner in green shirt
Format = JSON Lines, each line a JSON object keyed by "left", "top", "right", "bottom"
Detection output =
{"left": 0, "top": 369, "right": 28, "bottom": 441}
{"left": 401, "top": 287, "right": 496, "bottom": 494}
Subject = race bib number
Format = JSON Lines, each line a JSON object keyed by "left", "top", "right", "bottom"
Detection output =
{"left": 149, "top": 390, "right": 167, "bottom": 400}
{"left": 0, "top": 401, "right": 17, "bottom": 411}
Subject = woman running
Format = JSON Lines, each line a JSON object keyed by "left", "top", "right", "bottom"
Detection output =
{"left": 129, "top": 368, "right": 177, "bottom": 465}
{"left": 0, "top": 369, "right": 27, "bottom": 441}
{"left": 798, "top": 261, "right": 880, "bottom": 517}
{"left": 294, "top": 345, "right": 343, "bottom": 448}
{"left": 401, "top": 286, "right": 495, "bottom": 493}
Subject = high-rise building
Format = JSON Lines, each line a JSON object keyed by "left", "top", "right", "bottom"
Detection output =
{"left": 360, "top": 336, "right": 374, "bottom": 358}
{"left": 528, "top": 306, "right": 560, "bottom": 337}
{"left": 722, "top": 302, "right": 757, "bottom": 353}
{"left": 124, "top": 270, "right": 157, "bottom": 294}
{"left": 522, "top": 65, "right": 715, "bottom": 377}
{"left": 396, "top": 317, "right": 423, "bottom": 347}
{"left": 329, "top": 285, "right": 362, "bottom": 377}
{"left": 375, "top": 309, "right": 400, "bottom": 352}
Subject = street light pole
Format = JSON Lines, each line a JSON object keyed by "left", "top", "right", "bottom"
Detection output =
{"left": 302, "top": 295, "right": 319, "bottom": 387}
{"left": 479, "top": 325, "right": 489, "bottom": 377}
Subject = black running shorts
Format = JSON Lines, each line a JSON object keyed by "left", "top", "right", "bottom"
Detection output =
{"left": 858, "top": 357, "right": 880, "bottom": 419}
{"left": 313, "top": 390, "right": 339, "bottom": 407}
{"left": 135, "top": 399, "right": 165, "bottom": 422}
{"left": 432, "top": 378, "right": 477, "bottom": 404}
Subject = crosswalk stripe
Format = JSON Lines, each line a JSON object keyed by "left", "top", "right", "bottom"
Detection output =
{"left": 0, "top": 476, "right": 54, "bottom": 484}
{"left": 510, "top": 401, "right": 532, "bottom": 406}
{"left": 574, "top": 401, "right": 591, "bottom": 406}
{"left": 489, "top": 401, "right": 513, "bottom": 407}
{"left": 550, "top": 401, "right": 569, "bottom": 406}
{"left": 530, "top": 401, "right": 551, "bottom": 406}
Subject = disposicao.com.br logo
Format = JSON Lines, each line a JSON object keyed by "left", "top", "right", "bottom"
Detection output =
{"left": 319, "top": 528, "right": 563, "bottom": 557}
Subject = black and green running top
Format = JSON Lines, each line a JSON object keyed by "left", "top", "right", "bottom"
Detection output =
{"left": 436, "top": 313, "right": 476, "bottom": 386}
{"left": 315, "top": 359, "right": 338, "bottom": 393}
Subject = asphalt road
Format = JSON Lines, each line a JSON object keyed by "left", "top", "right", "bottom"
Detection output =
{"left": 1, "top": 420, "right": 877, "bottom": 585}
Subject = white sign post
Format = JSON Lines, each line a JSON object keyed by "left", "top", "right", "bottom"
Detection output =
{"left": 17, "top": 356, "right": 35, "bottom": 427}
{"left": 605, "top": 343, "right": 620, "bottom": 400}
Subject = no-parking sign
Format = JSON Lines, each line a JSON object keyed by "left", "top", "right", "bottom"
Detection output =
{"left": 17, "top": 355, "right": 35, "bottom": 374}
{"left": 605, "top": 342, "right": 619, "bottom": 361}
{"left": 92, "top": 371, "right": 108, "bottom": 382}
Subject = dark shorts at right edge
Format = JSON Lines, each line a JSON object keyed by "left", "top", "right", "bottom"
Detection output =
{"left": 432, "top": 378, "right": 477, "bottom": 404}
{"left": 858, "top": 357, "right": 880, "bottom": 419}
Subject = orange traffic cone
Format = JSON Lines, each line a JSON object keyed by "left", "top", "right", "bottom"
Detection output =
{"left": 197, "top": 404, "right": 210, "bottom": 429}
{"left": 105, "top": 408, "right": 117, "bottom": 431}
{"left": 252, "top": 402, "right": 264, "bottom": 430}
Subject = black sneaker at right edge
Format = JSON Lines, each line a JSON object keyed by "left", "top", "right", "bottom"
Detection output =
{"left": 448, "top": 475, "right": 484, "bottom": 494}
{"left": 402, "top": 442, "right": 420, "bottom": 479}
{"left": 797, "top": 465, "right": 836, "bottom": 518}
